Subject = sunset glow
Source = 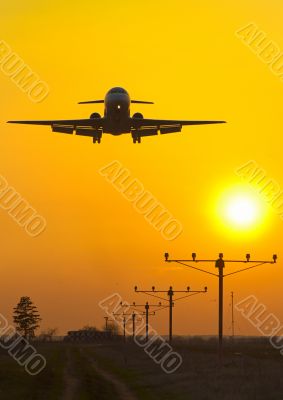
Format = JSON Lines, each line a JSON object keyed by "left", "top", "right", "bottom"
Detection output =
{"left": 225, "top": 195, "right": 259, "bottom": 227}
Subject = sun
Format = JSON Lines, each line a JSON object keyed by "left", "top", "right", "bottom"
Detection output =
{"left": 214, "top": 185, "right": 269, "bottom": 235}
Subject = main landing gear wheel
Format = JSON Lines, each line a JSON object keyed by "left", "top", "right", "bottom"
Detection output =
{"left": 93, "top": 137, "right": 101, "bottom": 144}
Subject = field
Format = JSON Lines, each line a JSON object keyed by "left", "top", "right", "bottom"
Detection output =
{"left": 1, "top": 337, "right": 283, "bottom": 399}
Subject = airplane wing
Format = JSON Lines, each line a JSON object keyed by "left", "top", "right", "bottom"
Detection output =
{"left": 7, "top": 118, "right": 104, "bottom": 137}
{"left": 131, "top": 118, "right": 226, "bottom": 128}
{"left": 130, "top": 118, "right": 226, "bottom": 137}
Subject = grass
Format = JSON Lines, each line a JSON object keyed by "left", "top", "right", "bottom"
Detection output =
{"left": 69, "top": 345, "right": 120, "bottom": 399}
{"left": 86, "top": 343, "right": 158, "bottom": 400}
{"left": 86, "top": 337, "right": 283, "bottom": 400}
{"left": 0, "top": 342, "right": 66, "bottom": 399}
{"left": 0, "top": 342, "right": 119, "bottom": 399}
{"left": 0, "top": 338, "right": 283, "bottom": 399}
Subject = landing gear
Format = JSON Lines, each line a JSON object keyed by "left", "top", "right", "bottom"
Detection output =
{"left": 132, "top": 135, "right": 141, "bottom": 144}
{"left": 93, "top": 133, "right": 102, "bottom": 144}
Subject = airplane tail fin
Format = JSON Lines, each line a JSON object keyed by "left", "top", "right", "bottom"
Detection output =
{"left": 78, "top": 100, "right": 104, "bottom": 104}
{"left": 131, "top": 100, "right": 154, "bottom": 104}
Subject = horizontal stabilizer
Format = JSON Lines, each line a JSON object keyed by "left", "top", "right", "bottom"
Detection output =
{"left": 131, "top": 100, "right": 154, "bottom": 104}
{"left": 78, "top": 100, "right": 104, "bottom": 104}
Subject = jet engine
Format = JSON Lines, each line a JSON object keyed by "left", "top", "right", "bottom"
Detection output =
{"left": 90, "top": 112, "right": 101, "bottom": 119}
{"left": 132, "top": 112, "right": 143, "bottom": 119}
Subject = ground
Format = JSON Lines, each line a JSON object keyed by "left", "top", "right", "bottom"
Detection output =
{"left": 0, "top": 337, "right": 283, "bottom": 399}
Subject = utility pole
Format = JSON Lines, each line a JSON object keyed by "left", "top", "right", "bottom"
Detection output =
{"left": 231, "top": 291, "right": 234, "bottom": 338}
{"left": 168, "top": 287, "right": 173, "bottom": 343}
{"left": 113, "top": 312, "right": 140, "bottom": 339}
{"left": 145, "top": 302, "right": 149, "bottom": 342}
{"left": 123, "top": 315, "right": 126, "bottom": 341}
{"left": 104, "top": 316, "right": 114, "bottom": 331}
{"left": 119, "top": 302, "right": 158, "bottom": 342}
{"left": 216, "top": 253, "right": 224, "bottom": 355}
{"left": 132, "top": 312, "right": 136, "bottom": 338}
{"left": 134, "top": 285, "right": 207, "bottom": 343}
{"left": 112, "top": 314, "right": 127, "bottom": 342}
{"left": 164, "top": 252, "right": 277, "bottom": 363}
{"left": 104, "top": 316, "right": 109, "bottom": 331}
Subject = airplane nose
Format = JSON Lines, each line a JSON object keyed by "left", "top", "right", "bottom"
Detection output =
{"left": 113, "top": 103, "right": 122, "bottom": 113}
{"left": 113, "top": 95, "right": 128, "bottom": 110}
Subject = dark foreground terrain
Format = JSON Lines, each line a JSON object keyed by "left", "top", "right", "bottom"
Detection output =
{"left": 0, "top": 337, "right": 283, "bottom": 399}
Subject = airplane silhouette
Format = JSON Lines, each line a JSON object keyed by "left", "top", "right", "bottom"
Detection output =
{"left": 8, "top": 87, "right": 226, "bottom": 144}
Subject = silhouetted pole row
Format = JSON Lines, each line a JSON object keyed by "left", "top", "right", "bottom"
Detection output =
{"left": 164, "top": 252, "right": 277, "bottom": 363}
{"left": 122, "top": 302, "right": 160, "bottom": 342}
{"left": 112, "top": 313, "right": 130, "bottom": 340}
{"left": 135, "top": 285, "right": 207, "bottom": 343}
{"left": 113, "top": 312, "right": 142, "bottom": 339}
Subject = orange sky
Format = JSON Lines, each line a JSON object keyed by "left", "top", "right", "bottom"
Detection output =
{"left": 0, "top": 0, "right": 282, "bottom": 336}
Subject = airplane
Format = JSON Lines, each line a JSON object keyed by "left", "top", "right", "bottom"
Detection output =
{"left": 7, "top": 87, "right": 226, "bottom": 144}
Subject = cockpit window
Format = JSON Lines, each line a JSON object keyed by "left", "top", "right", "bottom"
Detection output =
{"left": 109, "top": 87, "right": 127, "bottom": 94}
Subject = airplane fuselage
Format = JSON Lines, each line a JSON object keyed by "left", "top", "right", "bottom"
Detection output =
{"left": 103, "top": 88, "right": 131, "bottom": 134}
